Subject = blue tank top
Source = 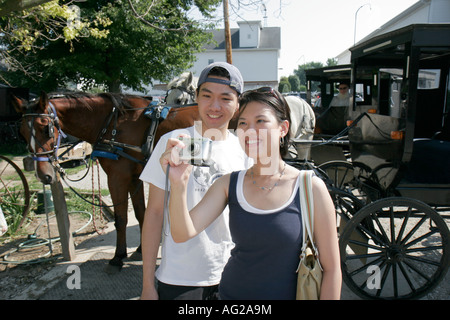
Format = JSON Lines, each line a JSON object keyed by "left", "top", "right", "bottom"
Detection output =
{"left": 219, "top": 171, "right": 303, "bottom": 300}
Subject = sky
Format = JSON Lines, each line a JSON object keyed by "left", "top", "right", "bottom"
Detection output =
{"left": 207, "top": 0, "right": 419, "bottom": 77}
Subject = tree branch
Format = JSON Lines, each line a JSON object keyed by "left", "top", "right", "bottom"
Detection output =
{"left": 127, "top": 0, "right": 193, "bottom": 32}
{"left": 0, "top": 0, "right": 54, "bottom": 16}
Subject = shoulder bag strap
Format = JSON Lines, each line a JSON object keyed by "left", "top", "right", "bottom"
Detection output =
{"left": 299, "top": 170, "right": 318, "bottom": 253}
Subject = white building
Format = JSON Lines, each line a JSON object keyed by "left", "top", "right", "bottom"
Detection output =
{"left": 336, "top": 0, "right": 450, "bottom": 64}
{"left": 151, "top": 20, "right": 281, "bottom": 94}
{"left": 191, "top": 20, "right": 281, "bottom": 91}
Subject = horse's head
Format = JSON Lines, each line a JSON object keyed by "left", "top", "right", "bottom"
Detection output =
{"left": 165, "top": 72, "right": 198, "bottom": 105}
{"left": 12, "top": 91, "right": 62, "bottom": 184}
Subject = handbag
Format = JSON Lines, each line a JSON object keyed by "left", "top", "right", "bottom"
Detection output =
{"left": 296, "top": 170, "right": 323, "bottom": 300}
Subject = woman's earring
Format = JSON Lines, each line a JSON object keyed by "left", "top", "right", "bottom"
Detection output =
{"left": 280, "top": 136, "right": 285, "bottom": 147}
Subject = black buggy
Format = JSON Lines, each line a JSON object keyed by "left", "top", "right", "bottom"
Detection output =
{"left": 335, "top": 24, "right": 450, "bottom": 300}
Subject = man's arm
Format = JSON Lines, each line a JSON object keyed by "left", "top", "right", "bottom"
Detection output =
{"left": 140, "top": 184, "right": 165, "bottom": 300}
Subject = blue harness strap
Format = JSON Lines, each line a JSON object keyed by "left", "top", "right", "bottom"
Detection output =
{"left": 91, "top": 149, "right": 121, "bottom": 161}
{"left": 144, "top": 102, "right": 172, "bottom": 120}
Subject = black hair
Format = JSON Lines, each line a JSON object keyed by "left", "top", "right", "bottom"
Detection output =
{"left": 239, "top": 88, "right": 291, "bottom": 157}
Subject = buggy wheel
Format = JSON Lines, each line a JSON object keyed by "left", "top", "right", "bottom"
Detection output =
{"left": 327, "top": 187, "right": 365, "bottom": 236}
{"left": 339, "top": 197, "right": 450, "bottom": 300}
{"left": 318, "top": 160, "right": 354, "bottom": 189}
{"left": 318, "top": 160, "right": 370, "bottom": 204}
{"left": 0, "top": 155, "right": 31, "bottom": 234}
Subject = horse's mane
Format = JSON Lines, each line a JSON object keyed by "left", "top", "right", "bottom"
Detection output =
{"left": 48, "top": 92, "right": 146, "bottom": 114}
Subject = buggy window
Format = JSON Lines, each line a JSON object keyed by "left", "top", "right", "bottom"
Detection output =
{"left": 418, "top": 69, "right": 441, "bottom": 89}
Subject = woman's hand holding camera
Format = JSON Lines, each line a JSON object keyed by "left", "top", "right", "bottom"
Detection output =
{"left": 160, "top": 136, "right": 192, "bottom": 187}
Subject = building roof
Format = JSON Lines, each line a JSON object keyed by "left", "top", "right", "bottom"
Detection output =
{"left": 356, "top": 0, "right": 430, "bottom": 46}
{"left": 203, "top": 26, "right": 281, "bottom": 50}
{"left": 337, "top": 0, "right": 432, "bottom": 63}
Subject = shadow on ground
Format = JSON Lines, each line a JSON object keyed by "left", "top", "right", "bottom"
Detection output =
{"left": 39, "top": 251, "right": 142, "bottom": 300}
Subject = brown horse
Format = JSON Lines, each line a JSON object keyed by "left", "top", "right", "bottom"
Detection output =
{"left": 13, "top": 91, "right": 200, "bottom": 273}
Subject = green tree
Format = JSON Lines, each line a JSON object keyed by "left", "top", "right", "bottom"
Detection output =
{"left": 290, "top": 58, "right": 340, "bottom": 92}
{"left": 288, "top": 74, "right": 300, "bottom": 92}
{"left": 0, "top": 0, "right": 59, "bottom": 16}
{"left": 1, "top": 0, "right": 221, "bottom": 92}
{"left": 326, "top": 57, "right": 338, "bottom": 66}
{"left": 278, "top": 76, "right": 290, "bottom": 93}
{"left": 293, "top": 61, "right": 324, "bottom": 87}
{"left": 0, "top": 0, "right": 111, "bottom": 85}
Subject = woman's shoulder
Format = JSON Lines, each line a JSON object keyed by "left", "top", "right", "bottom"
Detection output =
{"left": 311, "top": 174, "right": 327, "bottom": 190}
{"left": 294, "top": 168, "right": 327, "bottom": 194}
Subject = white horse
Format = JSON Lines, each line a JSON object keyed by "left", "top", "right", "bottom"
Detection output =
{"left": 165, "top": 74, "right": 315, "bottom": 159}
{"left": 285, "top": 95, "right": 316, "bottom": 160}
{"left": 165, "top": 72, "right": 198, "bottom": 105}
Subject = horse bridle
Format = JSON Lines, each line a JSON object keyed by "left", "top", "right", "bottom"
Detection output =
{"left": 22, "top": 102, "right": 67, "bottom": 163}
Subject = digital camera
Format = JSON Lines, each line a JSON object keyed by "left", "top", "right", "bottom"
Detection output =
{"left": 178, "top": 136, "right": 213, "bottom": 166}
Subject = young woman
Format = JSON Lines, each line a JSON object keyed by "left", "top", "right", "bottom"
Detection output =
{"left": 161, "top": 87, "right": 341, "bottom": 300}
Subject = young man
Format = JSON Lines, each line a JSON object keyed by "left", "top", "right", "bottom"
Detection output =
{"left": 139, "top": 62, "right": 251, "bottom": 300}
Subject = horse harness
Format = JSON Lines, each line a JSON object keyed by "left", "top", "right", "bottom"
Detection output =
{"left": 22, "top": 102, "right": 68, "bottom": 164}
{"left": 23, "top": 95, "right": 195, "bottom": 168}
{"left": 21, "top": 95, "right": 195, "bottom": 210}
{"left": 91, "top": 100, "right": 196, "bottom": 165}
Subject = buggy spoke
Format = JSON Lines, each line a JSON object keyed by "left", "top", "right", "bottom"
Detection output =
{"left": 347, "top": 251, "right": 384, "bottom": 262}
{"left": 389, "top": 206, "right": 396, "bottom": 243}
{"left": 404, "top": 228, "right": 440, "bottom": 249}
{"left": 354, "top": 219, "right": 388, "bottom": 247}
{"left": 0, "top": 177, "right": 15, "bottom": 198}
{"left": 392, "top": 263, "right": 399, "bottom": 298}
{"left": 397, "top": 261, "right": 417, "bottom": 294}
{"left": 349, "top": 257, "right": 384, "bottom": 277}
{"left": 395, "top": 207, "right": 412, "bottom": 244}
{"left": 400, "top": 215, "right": 427, "bottom": 245}
{"left": 337, "top": 166, "right": 352, "bottom": 188}
{"left": 405, "top": 245, "right": 444, "bottom": 253}
{"left": 376, "top": 263, "right": 392, "bottom": 298}
{"left": 402, "top": 259, "right": 433, "bottom": 281}
{"left": 404, "top": 254, "right": 441, "bottom": 267}
{"left": 371, "top": 212, "right": 391, "bottom": 245}
{"left": 348, "top": 239, "right": 384, "bottom": 252}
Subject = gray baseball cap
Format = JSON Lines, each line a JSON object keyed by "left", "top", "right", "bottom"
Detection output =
{"left": 197, "top": 62, "right": 244, "bottom": 94}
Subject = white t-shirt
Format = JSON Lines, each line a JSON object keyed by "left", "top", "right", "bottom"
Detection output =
{"left": 139, "top": 125, "right": 251, "bottom": 286}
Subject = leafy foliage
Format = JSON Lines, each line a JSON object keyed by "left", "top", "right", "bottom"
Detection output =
{"left": 278, "top": 77, "right": 290, "bottom": 93}
{"left": 293, "top": 59, "right": 338, "bottom": 88}
{"left": 0, "top": 1, "right": 111, "bottom": 84}
{"left": 1, "top": 0, "right": 221, "bottom": 92}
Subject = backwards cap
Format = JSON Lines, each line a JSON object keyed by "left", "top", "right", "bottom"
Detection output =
{"left": 197, "top": 62, "right": 244, "bottom": 94}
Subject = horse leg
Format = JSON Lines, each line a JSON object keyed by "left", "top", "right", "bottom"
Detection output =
{"left": 104, "top": 178, "right": 130, "bottom": 274}
{"left": 128, "top": 177, "right": 146, "bottom": 261}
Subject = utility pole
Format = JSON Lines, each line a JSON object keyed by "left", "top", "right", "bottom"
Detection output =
{"left": 223, "top": 0, "right": 232, "bottom": 64}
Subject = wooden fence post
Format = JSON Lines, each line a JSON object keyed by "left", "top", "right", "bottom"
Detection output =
{"left": 50, "top": 174, "right": 76, "bottom": 261}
